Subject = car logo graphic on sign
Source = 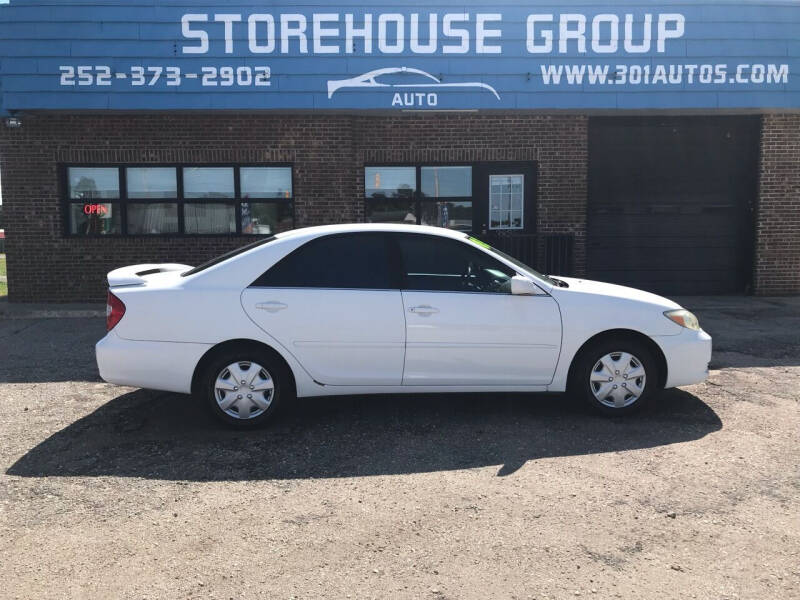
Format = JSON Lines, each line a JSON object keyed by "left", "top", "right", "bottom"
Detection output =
{"left": 327, "top": 66, "right": 501, "bottom": 100}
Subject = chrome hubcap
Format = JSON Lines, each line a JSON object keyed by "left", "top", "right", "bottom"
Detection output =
{"left": 590, "top": 351, "right": 646, "bottom": 408}
{"left": 214, "top": 361, "right": 274, "bottom": 419}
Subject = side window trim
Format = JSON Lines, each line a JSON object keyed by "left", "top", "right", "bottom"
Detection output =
{"left": 386, "top": 234, "right": 405, "bottom": 290}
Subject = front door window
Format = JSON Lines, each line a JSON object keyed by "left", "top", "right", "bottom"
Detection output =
{"left": 489, "top": 174, "right": 524, "bottom": 230}
{"left": 396, "top": 233, "right": 514, "bottom": 294}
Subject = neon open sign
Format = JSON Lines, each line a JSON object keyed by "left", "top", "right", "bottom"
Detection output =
{"left": 83, "top": 203, "right": 109, "bottom": 215}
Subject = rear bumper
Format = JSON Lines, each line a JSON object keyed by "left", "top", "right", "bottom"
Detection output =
{"left": 653, "top": 328, "right": 713, "bottom": 388}
{"left": 96, "top": 330, "right": 211, "bottom": 394}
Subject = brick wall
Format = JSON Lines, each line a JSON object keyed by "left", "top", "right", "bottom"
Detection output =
{"left": 755, "top": 114, "right": 800, "bottom": 295}
{"left": 353, "top": 114, "right": 588, "bottom": 269}
{"left": 0, "top": 113, "right": 588, "bottom": 303}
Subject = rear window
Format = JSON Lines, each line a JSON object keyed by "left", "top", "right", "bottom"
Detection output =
{"left": 181, "top": 236, "right": 277, "bottom": 277}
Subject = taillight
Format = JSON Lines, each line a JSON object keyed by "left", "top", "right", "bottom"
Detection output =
{"left": 106, "top": 291, "right": 126, "bottom": 331}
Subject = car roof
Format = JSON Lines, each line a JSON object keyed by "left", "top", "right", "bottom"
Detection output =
{"left": 274, "top": 223, "right": 470, "bottom": 242}
{"left": 185, "top": 222, "right": 553, "bottom": 293}
{"left": 182, "top": 224, "right": 473, "bottom": 280}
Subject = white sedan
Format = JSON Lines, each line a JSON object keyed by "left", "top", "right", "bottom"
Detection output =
{"left": 96, "top": 224, "right": 711, "bottom": 428}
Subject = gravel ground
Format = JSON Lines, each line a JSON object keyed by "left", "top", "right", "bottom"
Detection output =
{"left": 0, "top": 297, "right": 798, "bottom": 599}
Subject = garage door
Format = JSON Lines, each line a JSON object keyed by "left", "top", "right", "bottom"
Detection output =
{"left": 587, "top": 116, "right": 759, "bottom": 295}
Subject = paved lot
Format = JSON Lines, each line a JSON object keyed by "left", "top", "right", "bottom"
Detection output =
{"left": 1, "top": 297, "right": 798, "bottom": 599}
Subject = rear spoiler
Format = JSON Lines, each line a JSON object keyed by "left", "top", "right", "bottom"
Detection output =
{"left": 107, "top": 263, "right": 192, "bottom": 288}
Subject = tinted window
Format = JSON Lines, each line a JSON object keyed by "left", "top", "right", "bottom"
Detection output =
{"left": 253, "top": 233, "right": 393, "bottom": 289}
{"left": 397, "top": 234, "right": 514, "bottom": 294}
{"left": 182, "top": 236, "right": 277, "bottom": 277}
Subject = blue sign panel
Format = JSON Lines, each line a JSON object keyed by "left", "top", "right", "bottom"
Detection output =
{"left": 1, "top": 0, "right": 798, "bottom": 114}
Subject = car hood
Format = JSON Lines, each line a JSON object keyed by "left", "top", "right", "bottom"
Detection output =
{"left": 551, "top": 277, "right": 682, "bottom": 310}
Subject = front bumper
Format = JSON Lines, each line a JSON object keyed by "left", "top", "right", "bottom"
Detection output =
{"left": 653, "top": 328, "right": 713, "bottom": 388}
{"left": 96, "top": 330, "right": 211, "bottom": 394}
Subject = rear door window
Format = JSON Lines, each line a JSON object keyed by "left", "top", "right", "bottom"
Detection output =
{"left": 252, "top": 233, "right": 394, "bottom": 289}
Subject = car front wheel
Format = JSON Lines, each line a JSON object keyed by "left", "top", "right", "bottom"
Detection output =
{"left": 199, "top": 347, "right": 289, "bottom": 428}
{"left": 570, "top": 339, "right": 659, "bottom": 415}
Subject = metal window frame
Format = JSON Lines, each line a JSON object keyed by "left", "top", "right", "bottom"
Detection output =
{"left": 363, "top": 162, "right": 474, "bottom": 228}
{"left": 60, "top": 163, "right": 295, "bottom": 238}
{"left": 488, "top": 173, "right": 525, "bottom": 231}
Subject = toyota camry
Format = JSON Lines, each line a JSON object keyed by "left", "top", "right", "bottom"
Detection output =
{"left": 96, "top": 224, "right": 711, "bottom": 428}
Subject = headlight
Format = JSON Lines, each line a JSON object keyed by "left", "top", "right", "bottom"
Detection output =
{"left": 664, "top": 309, "right": 701, "bottom": 331}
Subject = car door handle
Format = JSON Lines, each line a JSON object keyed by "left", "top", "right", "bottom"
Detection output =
{"left": 408, "top": 305, "right": 439, "bottom": 315}
{"left": 255, "top": 301, "right": 288, "bottom": 312}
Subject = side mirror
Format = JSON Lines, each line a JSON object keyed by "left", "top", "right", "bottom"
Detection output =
{"left": 511, "top": 275, "right": 540, "bottom": 296}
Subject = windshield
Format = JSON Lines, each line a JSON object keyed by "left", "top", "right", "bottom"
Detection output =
{"left": 464, "top": 235, "right": 557, "bottom": 286}
{"left": 181, "top": 236, "right": 277, "bottom": 277}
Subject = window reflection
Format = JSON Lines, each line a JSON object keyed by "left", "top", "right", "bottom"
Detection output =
{"left": 240, "top": 167, "right": 292, "bottom": 198}
{"left": 489, "top": 174, "right": 524, "bottom": 230}
{"left": 183, "top": 167, "right": 235, "bottom": 198}
{"left": 364, "top": 167, "right": 416, "bottom": 198}
{"left": 65, "top": 165, "right": 295, "bottom": 236}
{"left": 68, "top": 167, "right": 119, "bottom": 199}
{"left": 365, "top": 165, "right": 473, "bottom": 233}
{"left": 365, "top": 198, "right": 417, "bottom": 224}
{"left": 420, "top": 201, "right": 473, "bottom": 232}
{"left": 241, "top": 202, "right": 294, "bottom": 234}
{"left": 421, "top": 166, "right": 471, "bottom": 198}
{"left": 127, "top": 168, "right": 177, "bottom": 199}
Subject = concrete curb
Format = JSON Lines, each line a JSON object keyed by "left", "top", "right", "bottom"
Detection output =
{"left": 0, "top": 301, "right": 105, "bottom": 320}
{"left": 1, "top": 309, "right": 106, "bottom": 319}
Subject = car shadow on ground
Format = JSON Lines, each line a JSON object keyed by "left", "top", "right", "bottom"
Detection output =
{"left": 8, "top": 389, "right": 721, "bottom": 480}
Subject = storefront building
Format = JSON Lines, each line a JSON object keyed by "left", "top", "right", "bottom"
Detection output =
{"left": 0, "top": 1, "right": 798, "bottom": 302}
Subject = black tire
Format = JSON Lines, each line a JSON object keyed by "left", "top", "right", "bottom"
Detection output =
{"left": 198, "top": 345, "right": 293, "bottom": 429}
{"left": 569, "top": 338, "right": 660, "bottom": 416}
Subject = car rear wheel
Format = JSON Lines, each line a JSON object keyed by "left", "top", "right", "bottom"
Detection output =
{"left": 199, "top": 347, "right": 290, "bottom": 428}
{"left": 570, "top": 338, "right": 659, "bottom": 415}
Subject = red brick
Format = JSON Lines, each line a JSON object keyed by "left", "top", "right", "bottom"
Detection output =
{"left": 0, "top": 113, "right": 588, "bottom": 302}
{"left": 755, "top": 114, "right": 800, "bottom": 295}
